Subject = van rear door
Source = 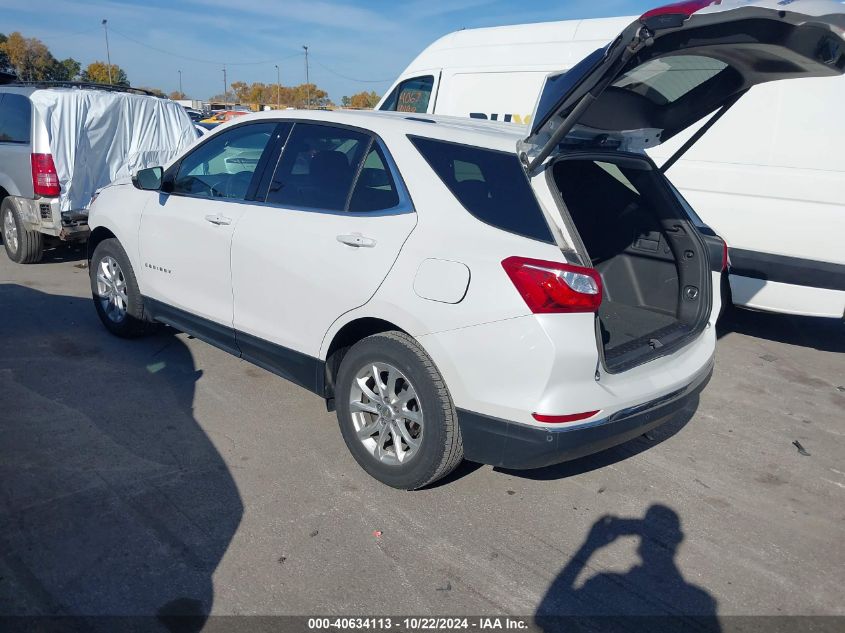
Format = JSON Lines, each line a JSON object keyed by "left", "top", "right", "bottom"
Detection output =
{"left": 519, "top": 0, "right": 845, "bottom": 170}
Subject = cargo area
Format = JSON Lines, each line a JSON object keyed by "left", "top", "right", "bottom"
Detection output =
{"left": 551, "top": 155, "right": 709, "bottom": 372}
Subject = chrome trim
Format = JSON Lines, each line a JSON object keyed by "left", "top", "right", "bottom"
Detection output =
{"left": 163, "top": 118, "right": 416, "bottom": 217}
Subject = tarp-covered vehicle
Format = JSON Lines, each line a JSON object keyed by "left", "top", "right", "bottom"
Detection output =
{"left": 0, "top": 80, "right": 197, "bottom": 263}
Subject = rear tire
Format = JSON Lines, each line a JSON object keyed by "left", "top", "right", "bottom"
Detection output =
{"left": 335, "top": 331, "right": 463, "bottom": 490}
{"left": 2, "top": 199, "right": 43, "bottom": 264}
{"left": 90, "top": 238, "right": 152, "bottom": 338}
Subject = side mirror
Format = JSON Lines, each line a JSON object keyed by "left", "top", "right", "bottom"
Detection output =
{"left": 133, "top": 166, "right": 163, "bottom": 191}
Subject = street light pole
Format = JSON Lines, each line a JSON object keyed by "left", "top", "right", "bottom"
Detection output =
{"left": 302, "top": 45, "right": 310, "bottom": 109}
{"left": 178, "top": 69, "right": 183, "bottom": 96}
{"left": 222, "top": 65, "right": 227, "bottom": 103}
{"left": 101, "top": 19, "right": 112, "bottom": 84}
{"left": 275, "top": 64, "right": 280, "bottom": 109}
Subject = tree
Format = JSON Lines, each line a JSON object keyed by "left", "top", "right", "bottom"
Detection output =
{"left": 80, "top": 61, "right": 129, "bottom": 86}
{"left": 0, "top": 34, "right": 11, "bottom": 75}
{"left": 55, "top": 58, "right": 81, "bottom": 81}
{"left": 343, "top": 90, "right": 380, "bottom": 109}
{"left": 0, "top": 32, "right": 64, "bottom": 81}
{"left": 137, "top": 86, "right": 165, "bottom": 97}
{"left": 169, "top": 91, "right": 187, "bottom": 100}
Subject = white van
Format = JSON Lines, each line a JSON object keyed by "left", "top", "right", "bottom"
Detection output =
{"left": 377, "top": 13, "right": 845, "bottom": 319}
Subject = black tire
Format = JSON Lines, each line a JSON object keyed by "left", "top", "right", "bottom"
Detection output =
{"left": 335, "top": 331, "right": 464, "bottom": 490}
{"left": 89, "top": 238, "right": 152, "bottom": 338}
{"left": 2, "top": 198, "right": 43, "bottom": 264}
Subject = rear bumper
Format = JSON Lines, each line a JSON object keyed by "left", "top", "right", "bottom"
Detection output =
{"left": 13, "top": 196, "right": 89, "bottom": 240}
{"left": 457, "top": 354, "right": 713, "bottom": 470}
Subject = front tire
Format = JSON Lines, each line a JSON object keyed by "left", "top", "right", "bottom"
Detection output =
{"left": 90, "top": 238, "right": 152, "bottom": 338}
{"left": 2, "top": 198, "right": 43, "bottom": 264}
{"left": 336, "top": 331, "right": 464, "bottom": 490}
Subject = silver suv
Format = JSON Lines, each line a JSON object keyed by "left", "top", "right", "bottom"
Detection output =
{"left": 0, "top": 79, "right": 196, "bottom": 263}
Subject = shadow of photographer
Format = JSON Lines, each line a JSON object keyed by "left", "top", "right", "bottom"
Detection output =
{"left": 536, "top": 504, "right": 720, "bottom": 633}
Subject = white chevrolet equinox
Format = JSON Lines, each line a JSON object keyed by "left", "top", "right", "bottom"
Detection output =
{"left": 87, "top": 1, "right": 845, "bottom": 488}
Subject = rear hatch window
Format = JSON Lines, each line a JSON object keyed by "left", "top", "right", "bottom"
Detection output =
{"left": 409, "top": 136, "right": 554, "bottom": 243}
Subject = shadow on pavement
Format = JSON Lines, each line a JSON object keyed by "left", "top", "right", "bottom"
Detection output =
{"left": 0, "top": 284, "right": 242, "bottom": 630}
{"left": 717, "top": 305, "right": 844, "bottom": 353}
{"left": 39, "top": 241, "right": 87, "bottom": 264}
{"left": 536, "top": 504, "right": 720, "bottom": 632}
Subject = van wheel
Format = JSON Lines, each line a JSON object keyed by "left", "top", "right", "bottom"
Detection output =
{"left": 335, "top": 331, "right": 463, "bottom": 490}
{"left": 2, "top": 199, "right": 43, "bottom": 264}
{"left": 90, "top": 238, "right": 152, "bottom": 338}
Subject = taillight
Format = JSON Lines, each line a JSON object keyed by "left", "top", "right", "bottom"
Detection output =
{"left": 31, "top": 153, "right": 60, "bottom": 197}
{"left": 721, "top": 240, "right": 729, "bottom": 272}
{"left": 502, "top": 256, "right": 602, "bottom": 314}
{"left": 640, "top": 0, "right": 719, "bottom": 22}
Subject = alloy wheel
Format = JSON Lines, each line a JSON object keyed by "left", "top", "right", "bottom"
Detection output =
{"left": 3, "top": 208, "right": 18, "bottom": 254}
{"left": 349, "top": 362, "right": 424, "bottom": 466}
{"left": 96, "top": 255, "right": 129, "bottom": 323}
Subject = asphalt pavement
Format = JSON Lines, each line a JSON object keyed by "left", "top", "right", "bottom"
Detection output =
{"left": 1, "top": 243, "right": 843, "bottom": 628}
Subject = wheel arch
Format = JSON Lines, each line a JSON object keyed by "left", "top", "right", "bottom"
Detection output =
{"left": 87, "top": 226, "right": 117, "bottom": 262}
{"left": 322, "top": 316, "right": 410, "bottom": 406}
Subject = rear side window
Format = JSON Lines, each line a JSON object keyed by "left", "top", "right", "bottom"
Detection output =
{"left": 410, "top": 136, "right": 554, "bottom": 243}
{"left": 0, "top": 94, "right": 32, "bottom": 144}
{"left": 266, "top": 123, "right": 370, "bottom": 211}
{"left": 348, "top": 145, "right": 401, "bottom": 212}
{"left": 379, "top": 76, "right": 434, "bottom": 114}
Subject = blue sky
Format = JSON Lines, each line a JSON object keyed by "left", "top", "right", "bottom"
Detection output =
{"left": 0, "top": 0, "right": 656, "bottom": 101}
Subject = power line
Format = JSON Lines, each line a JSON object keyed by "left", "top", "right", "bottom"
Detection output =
{"left": 109, "top": 27, "right": 302, "bottom": 66}
{"left": 311, "top": 59, "right": 392, "bottom": 83}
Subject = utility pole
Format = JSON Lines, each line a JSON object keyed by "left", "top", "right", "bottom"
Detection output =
{"left": 102, "top": 19, "right": 112, "bottom": 84}
{"left": 178, "top": 69, "right": 183, "bottom": 96}
{"left": 275, "top": 64, "right": 280, "bottom": 109}
{"left": 222, "top": 65, "right": 227, "bottom": 103}
{"left": 302, "top": 45, "right": 310, "bottom": 109}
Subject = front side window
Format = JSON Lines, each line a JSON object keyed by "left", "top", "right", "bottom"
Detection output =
{"left": 410, "top": 136, "right": 553, "bottom": 243}
{"left": 379, "top": 76, "right": 434, "bottom": 114}
{"left": 0, "top": 94, "right": 32, "bottom": 144}
{"left": 265, "top": 123, "right": 371, "bottom": 211}
{"left": 172, "top": 122, "right": 276, "bottom": 200}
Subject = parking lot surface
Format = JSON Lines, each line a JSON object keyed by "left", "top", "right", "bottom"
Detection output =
{"left": 1, "top": 246, "right": 843, "bottom": 622}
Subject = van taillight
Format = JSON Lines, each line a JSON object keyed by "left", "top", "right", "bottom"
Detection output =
{"left": 721, "top": 240, "right": 729, "bottom": 272}
{"left": 31, "top": 154, "right": 60, "bottom": 197}
{"left": 502, "top": 256, "right": 602, "bottom": 314}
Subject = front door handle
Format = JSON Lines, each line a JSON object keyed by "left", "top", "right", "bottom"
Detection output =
{"left": 337, "top": 233, "right": 376, "bottom": 248}
{"left": 205, "top": 214, "right": 232, "bottom": 226}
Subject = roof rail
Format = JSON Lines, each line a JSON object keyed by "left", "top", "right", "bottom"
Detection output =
{"left": 0, "top": 78, "right": 162, "bottom": 97}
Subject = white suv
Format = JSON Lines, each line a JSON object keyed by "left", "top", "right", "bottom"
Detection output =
{"left": 86, "top": 1, "right": 845, "bottom": 488}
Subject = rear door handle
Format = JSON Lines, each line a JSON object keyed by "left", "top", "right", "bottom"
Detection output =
{"left": 205, "top": 214, "right": 232, "bottom": 226}
{"left": 337, "top": 233, "right": 376, "bottom": 248}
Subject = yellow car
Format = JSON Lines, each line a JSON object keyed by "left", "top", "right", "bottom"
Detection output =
{"left": 199, "top": 110, "right": 248, "bottom": 125}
